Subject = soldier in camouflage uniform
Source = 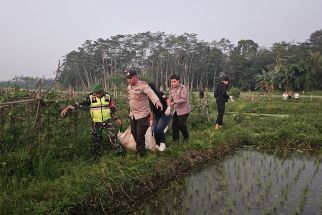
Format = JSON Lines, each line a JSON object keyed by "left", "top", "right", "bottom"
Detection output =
{"left": 61, "top": 84, "right": 126, "bottom": 157}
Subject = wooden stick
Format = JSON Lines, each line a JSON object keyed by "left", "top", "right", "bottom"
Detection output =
{"left": 0, "top": 99, "right": 37, "bottom": 106}
{"left": 32, "top": 99, "right": 41, "bottom": 130}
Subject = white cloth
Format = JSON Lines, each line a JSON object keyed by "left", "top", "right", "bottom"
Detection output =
{"left": 117, "top": 126, "right": 158, "bottom": 152}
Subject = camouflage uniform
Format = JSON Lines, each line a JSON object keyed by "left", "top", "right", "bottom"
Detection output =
{"left": 72, "top": 92, "right": 126, "bottom": 156}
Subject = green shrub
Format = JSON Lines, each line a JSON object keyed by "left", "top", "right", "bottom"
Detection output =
{"left": 229, "top": 88, "right": 240, "bottom": 99}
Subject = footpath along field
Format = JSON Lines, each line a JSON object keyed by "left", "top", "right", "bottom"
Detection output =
{"left": 0, "top": 91, "right": 322, "bottom": 214}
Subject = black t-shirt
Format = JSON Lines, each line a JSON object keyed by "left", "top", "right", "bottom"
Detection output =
{"left": 149, "top": 91, "right": 168, "bottom": 119}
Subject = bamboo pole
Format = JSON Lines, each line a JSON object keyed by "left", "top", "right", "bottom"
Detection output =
{"left": 0, "top": 99, "right": 37, "bottom": 107}
{"left": 32, "top": 99, "right": 41, "bottom": 131}
{"left": 0, "top": 107, "right": 4, "bottom": 137}
{"left": 205, "top": 89, "right": 210, "bottom": 121}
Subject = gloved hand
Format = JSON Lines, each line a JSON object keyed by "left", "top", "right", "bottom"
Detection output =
{"left": 165, "top": 107, "right": 171, "bottom": 116}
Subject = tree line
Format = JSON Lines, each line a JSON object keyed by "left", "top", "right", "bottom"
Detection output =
{"left": 59, "top": 29, "right": 322, "bottom": 92}
{"left": 0, "top": 76, "right": 54, "bottom": 90}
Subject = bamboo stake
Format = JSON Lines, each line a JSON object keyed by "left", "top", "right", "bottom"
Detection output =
{"left": 0, "top": 99, "right": 37, "bottom": 107}
{"left": 0, "top": 107, "right": 4, "bottom": 137}
{"left": 32, "top": 92, "right": 42, "bottom": 131}
{"left": 205, "top": 89, "right": 210, "bottom": 121}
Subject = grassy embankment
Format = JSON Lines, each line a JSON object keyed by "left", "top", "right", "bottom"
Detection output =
{"left": 0, "top": 92, "right": 322, "bottom": 214}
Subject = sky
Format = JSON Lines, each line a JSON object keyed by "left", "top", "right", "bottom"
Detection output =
{"left": 0, "top": 0, "right": 322, "bottom": 81}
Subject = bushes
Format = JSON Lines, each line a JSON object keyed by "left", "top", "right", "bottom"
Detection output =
{"left": 1, "top": 92, "right": 322, "bottom": 214}
{"left": 229, "top": 88, "right": 240, "bottom": 99}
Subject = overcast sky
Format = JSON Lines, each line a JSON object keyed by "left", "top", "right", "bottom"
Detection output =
{"left": 0, "top": 0, "right": 321, "bottom": 81}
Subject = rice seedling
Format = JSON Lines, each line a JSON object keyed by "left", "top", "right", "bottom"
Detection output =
{"left": 313, "top": 165, "right": 319, "bottom": 178}
{"left": 296, "top": 184, "right": 309, "bottom": 214}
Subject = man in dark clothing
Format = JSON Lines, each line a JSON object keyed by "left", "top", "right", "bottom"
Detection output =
{"left": 214, "top": 77, "right": 230, "bottom": 129}
{"left": 148, "top": 83, "right": 172, "bottom": 151}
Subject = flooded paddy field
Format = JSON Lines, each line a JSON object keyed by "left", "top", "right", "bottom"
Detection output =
{"left": 131, "top": 148, "right": 322, "bottom": 215}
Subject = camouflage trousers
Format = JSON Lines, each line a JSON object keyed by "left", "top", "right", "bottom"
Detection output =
{"left": 91, "top": 119, "right": 126, "bottom": 156}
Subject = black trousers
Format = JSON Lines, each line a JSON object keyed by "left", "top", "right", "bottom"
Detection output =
{"left": 172, "top": 112, "right": 189, "bottom": 141}
{"left": 131, "top": 116, "right": 149, "bottom": 155}
{"left": 215, "top": 100, "right": 226, "bottom": 126}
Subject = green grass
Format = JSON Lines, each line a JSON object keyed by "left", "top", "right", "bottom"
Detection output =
{"left": 1, "top": 93, "right": 322, "bottom": 214}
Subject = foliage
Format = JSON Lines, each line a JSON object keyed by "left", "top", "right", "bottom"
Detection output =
{"left": 0, "top": 91, "right": 322, "bottom": 214}
{"left": 57, "top": 30, "right": 322, "bottom": 92}
{"left": 229, "top": 88, "right": 240, "bottom": 98}
{"left": 0, "top": 76, "right": 55, "bottom": 89}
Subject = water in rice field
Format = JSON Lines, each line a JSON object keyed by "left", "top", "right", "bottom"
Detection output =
{"left": 131, "top": 147, "right": 322, "bottom": 215}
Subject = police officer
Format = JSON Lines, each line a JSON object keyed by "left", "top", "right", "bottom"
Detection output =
{"left": 168, "top": 74, "right": 191, "bottom": 143}
{"left": 60, "top": 84, "right": 126, "bottom": 157}
{"left": 126, "top": 69, "right": 163, "bottom": 157}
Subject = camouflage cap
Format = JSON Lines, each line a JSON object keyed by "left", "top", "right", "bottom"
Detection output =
{"left": 93, "top": 84, "right": 103, "bottom": 93}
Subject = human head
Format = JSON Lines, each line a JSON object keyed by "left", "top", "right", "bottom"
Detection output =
{"left": 170, "top": 74, "right": 180, "bottom": 88}
{"left": 93, "top": 84, "right": 104, "bottom": 98}
{"left": 126, "top": 69, "right": 138, "bottom": 86}
{"left": 223, "top": 76, "right": 229, "bottom": 85}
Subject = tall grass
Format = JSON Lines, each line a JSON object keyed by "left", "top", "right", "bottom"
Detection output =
{"left": 0, "top": 92, "right": 322, "bottom": 214}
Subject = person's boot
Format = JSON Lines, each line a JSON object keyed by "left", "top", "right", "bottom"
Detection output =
{"left": 138, "top": 152, "right": 146, "bottom": 158}
{"left": 159, "top": 142, "right": 166, "bottom": 151}
{"left": 93, "top": 143, "right": 102, "bottom": 159}
{"left": 214, "top": 124, "right": 219, "bottom": 130}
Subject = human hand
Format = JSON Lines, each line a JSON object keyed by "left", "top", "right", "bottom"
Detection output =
{"left": 155, "top": 100, "right": 163, "bottom": 111}
{"left": 60, "top": 107, "right": 70, "bottom": 117}
{"left": 116, "top": 119, "right": 122, "bottom": 126}
{"left": 60, "top": 105, "right": 74, "bottom": 117}
{"left": 165, "top": 107, "right": 171, "bottom": 116}
{"left": 149, "top": 119, "right": 153, "bottom": 127}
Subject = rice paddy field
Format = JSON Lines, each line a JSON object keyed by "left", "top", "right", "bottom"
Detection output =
{"left": 133, "top": 148, "right": 322, "bottom": 215}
